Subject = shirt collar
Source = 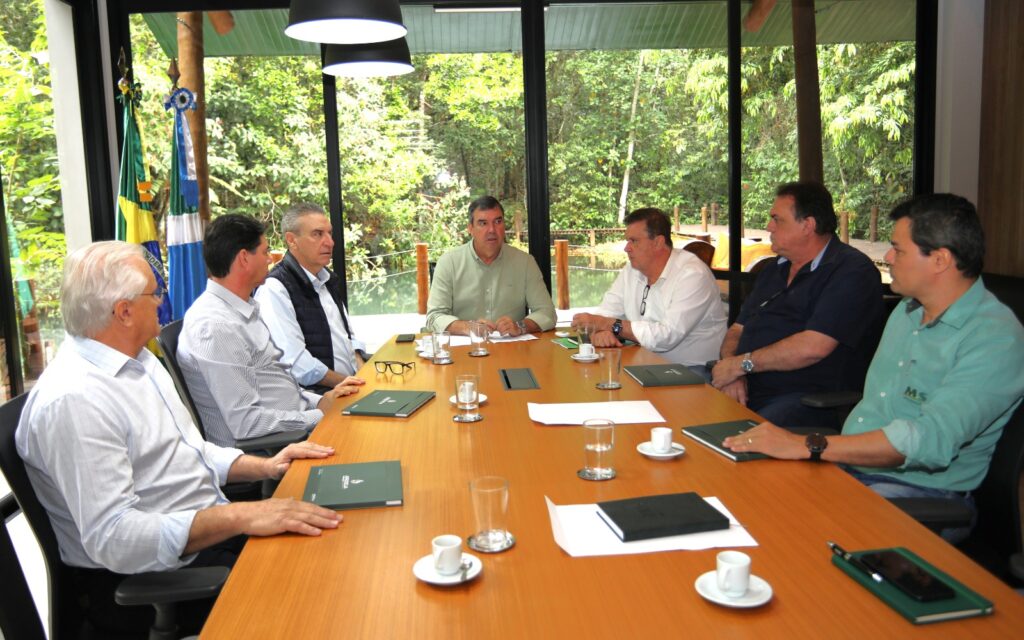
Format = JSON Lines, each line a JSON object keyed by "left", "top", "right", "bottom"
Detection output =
{"left": 68, "top": 335, "right": 148, "bottom": 376}
{"left": 301, "top": 265, "right": 329, "bottom": 289}
{"left": 470, "top": 240, "right": 504, "bottom": 265}
{"left": 776, "top": 237, "right": 832, "bottom": 272}
{"left": 904, "top": 277, "right": 985, "bottom": 329}
{"left": 206, "top": 279, "right": 258, "bottom": 319}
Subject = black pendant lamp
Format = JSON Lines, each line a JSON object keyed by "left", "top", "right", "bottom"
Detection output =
{"left": 323, "top": 37, "right": 414, "bottom": 77}
{"left": 286, "top": 0, "right": 407, "bottom": 45}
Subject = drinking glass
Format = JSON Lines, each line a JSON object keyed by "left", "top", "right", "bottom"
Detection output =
{"left": 468, "top": 476, "right": 515, "bottom": 553}
{"left": 595, "top": 348, "right": 622, "bottom": 390}
{"left": 431, "top": 331, "right": 452, "bottom": 365}
{"left": 578, "top": 418, "right": 616, "bottom": 480}
{"left": 469, "top": 321, "right": 489, "bottom": 357}
{"left": 453, "top": 374, "right": 483, "bottom": 423}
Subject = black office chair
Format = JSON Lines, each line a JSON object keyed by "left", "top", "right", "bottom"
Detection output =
{"left": 157, "top": 320, "right": 305, "bottom": 453}
{"left": 0, "top": 394, "right": 228, "bottom": 640}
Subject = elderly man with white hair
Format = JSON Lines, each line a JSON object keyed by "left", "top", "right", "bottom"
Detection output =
{"left": 16, "top": 241, "right": 342, "bottom": 636}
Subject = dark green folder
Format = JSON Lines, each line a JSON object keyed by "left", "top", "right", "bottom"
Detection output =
{"left": 624, "top": 364, "right": 705, "bottom": 387}
{"left": 832, "top": 547, "right": 993, "bottom": 624}
{"left": 341, "top": 390, "right": 435, "bottom": 417}
{"left": 303, "top": 460, "right": 404, "bottom": 510}
{"left": 680, "top": 420, "right": 766, "bottom": 461}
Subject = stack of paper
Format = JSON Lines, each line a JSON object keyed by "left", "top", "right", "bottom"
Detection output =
{"left": 527, "top": 401, "right": 666, "bottom": 425}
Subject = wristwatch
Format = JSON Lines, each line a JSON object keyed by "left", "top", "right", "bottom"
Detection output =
{"left": 611, "top": 319, "right": 623, "bottom": 340}
{"left": 806, "top": 433, "right": 829, "bottom": 462}
{"left": 740, "top": 353, "right": 755, "bottom": 374}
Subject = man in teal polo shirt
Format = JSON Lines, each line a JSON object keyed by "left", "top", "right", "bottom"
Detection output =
{"left": 426, "top": 196, "right": 556, "bottom": 336}
{"left": 724, "top": 194, "right": 1024, "bottom": 543}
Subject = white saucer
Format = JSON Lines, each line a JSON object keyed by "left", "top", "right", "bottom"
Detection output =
{"left": 417, "top": 350, "right": 434, "bottom": 359}
{"left": 694, "top": 571, "right": 772, "bottom": 608}
{"left": 555, "top": 330, "right": 570, "bottom": 338}
{"left": 413, "top": 553, "right": 482, "bottom": 586}
{"left": 449, "top": 393, "right": 488, "bottom": 405}
{"left": 637, "top": 441, "right": 686, "bottom": 460}
{"left": 571, "top": 353, "right": 600, "bottom": 363}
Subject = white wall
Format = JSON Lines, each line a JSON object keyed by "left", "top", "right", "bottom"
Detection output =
{"left": 933, "top": 0, "right": 985, "bottom": 203}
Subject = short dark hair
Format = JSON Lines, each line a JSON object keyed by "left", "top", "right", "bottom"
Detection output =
{"left": 204, "top": 214, "right": 266, "bottom": 278}
{"left": 624, "top": 207, "right": 673, "bottom": 248}
{"left": 775, "top": 181, "right": 837, "bottom": 236}
{"left": 889, "top": 194, "right": 984, "bottom": 278}
{"left": 468, "top": 195, "right": 504, "bottom": 224}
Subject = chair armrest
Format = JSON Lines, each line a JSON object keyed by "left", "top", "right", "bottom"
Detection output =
{"left": 115, "top": 566, "right": 229, "bottom": 606}
{"left": 234, "top": 430, "right": 307, "bottom": 454}
{"left": 889, "top": 497, "right": 974, "bottom": 531}
{"left": 1011, "top": 553, "right": 1024, "bottom": 581}
{"left": 801, "top": 391, "right": 863, "bottom": 409}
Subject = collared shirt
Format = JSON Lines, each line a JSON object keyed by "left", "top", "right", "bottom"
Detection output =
{"left": 255, "top": 268, "right": 365, "bottom": 386}
{"left": 15, "top": 336, "right": 242, "bottom": 573}
{"left": 843, "top": 278, "right": 1024, "bottom": 491}
{"left": 426, "top": 241, "right": 556, "bottom": 333}
{"left": 595, "top": 248, "right": 727, "bottom": 365}
{"left": 178, "top": 280, "right": 323, "bottom": 447}
{"left": 735, "top": 236, "right": 884, "bottom": 400}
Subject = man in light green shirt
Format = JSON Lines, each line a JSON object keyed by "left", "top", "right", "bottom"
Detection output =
{"left": 426, "top": 196, "right": 556, "bottom": 336}
{"left": 723, "top": 194, "right": 1024, "bottom": 543}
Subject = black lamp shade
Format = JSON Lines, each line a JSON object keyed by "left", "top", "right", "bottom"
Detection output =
{"left": 286, "top": 0, "right": 407, "bottom": 45}
{"left": 323, "top": 38, "right": 414, "bottom": 77}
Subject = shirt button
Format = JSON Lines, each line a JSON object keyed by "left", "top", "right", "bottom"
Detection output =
{"left": 912, "top": 330, "right": 918, "bottom": 336}
{"left": 898, "top": 361, "right": 904, "bottom": 367}
{"left": 858, "top": 417, "right": 864, "bottom": 423}
{"left": 880, "top": 392, "right": 887, "bottom": 398}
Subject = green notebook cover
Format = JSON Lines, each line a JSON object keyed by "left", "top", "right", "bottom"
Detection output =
{"left": 624, "top": 364, "right": 706, "bottom": 387}
{"left": 551, "top": 337, "right": 579, "bottom": 350}
{"left": 341, "top": 390, "right": 435, "bottom": 418}
{"left": 680, "top": 420, "right": 766, "bottom": 461}
{"left": 832, "top": 547, "right": 993, "bottom": 624}
{"left": 303, "top": 460, "right": 404, "bottom": 510}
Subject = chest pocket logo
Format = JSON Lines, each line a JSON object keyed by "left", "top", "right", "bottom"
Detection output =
{"left": 903, "top": 386, "right": 928, "bottom": 404}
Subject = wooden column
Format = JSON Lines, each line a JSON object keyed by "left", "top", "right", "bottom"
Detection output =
{"left": 673, "top": 205, "right": 680, "bottom": 232}
{"left": 701, "top": 205, "right": 708, "bottom": 232}
{"left": 177, "top": 12, "right": 210, "bottom": 221}
{"left": 792, "top": 0, "right": 824, "bottom": 184}
{"left": 554, "top": 239, "right": 570, "bottom": 310}
{"left": 416, "top": 243, "right": 429, "bottom": 314}
{"left": 869, "top": 206, "right": 878, "bottom": 243}
{"left": 839, "top": 210, "right": 849, "bottom": 243}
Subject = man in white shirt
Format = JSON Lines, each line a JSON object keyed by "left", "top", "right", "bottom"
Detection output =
{"left": 255, "top": 203, "right": 366, "bottom": 394}
{"left": 573, "top": 208, "right": 727, "bottom": 374}
{"left": 16, "top": 241, "right": 340, "bottom": 635}
{"left": 179, "top": 214, "right": 357, "bottom": 447}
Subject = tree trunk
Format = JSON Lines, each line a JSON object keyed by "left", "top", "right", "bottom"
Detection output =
{"left": 792, "top": 0, "right": 824, "bottom": 184}
{"left": 177, "top": 12, "right": 210, "bottom": 222}
{"left": 617, "top": 51, "right": 645, "bottom": 224}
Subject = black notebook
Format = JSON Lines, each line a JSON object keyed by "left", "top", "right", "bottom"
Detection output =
{"left": 681, "top": 419, "right": 766, "bottom": 462}
{"left": 595, "top": 492, "right": 730, "bottom": 542}
{"left": 624, "top": 364, "right": 705, "bottom": 387}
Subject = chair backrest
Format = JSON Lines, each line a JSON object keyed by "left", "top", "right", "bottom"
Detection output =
{"left": 963, "top": 401, "right": 1024, "bottom": 581}
{"left": 0, "top": 394, "right": 82, "bottom": 639}
{"left": 157, "top": 319, "right": 206, "bottom": 438}
{"left": 680, "top": 239, "right": 715, "bottom": 267}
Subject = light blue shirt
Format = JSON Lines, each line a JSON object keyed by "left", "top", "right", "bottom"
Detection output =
{"left": 843, "top": 278, "right": 1024, "bottom": 491}
{"left": 15, "top": 336, "right": 242, "bottom": 573}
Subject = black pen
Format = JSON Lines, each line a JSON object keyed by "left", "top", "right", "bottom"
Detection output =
{"left": 827, "top": 541, "right": 883, "bottom": 584}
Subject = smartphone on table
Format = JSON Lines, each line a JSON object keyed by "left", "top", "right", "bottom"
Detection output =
{"left": 858, "top": 551, "right": 956, "bottom": 602}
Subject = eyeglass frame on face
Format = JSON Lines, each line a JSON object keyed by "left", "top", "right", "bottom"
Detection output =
{"left": 375, "top": 360, "right": 416, "bottom": 375}
{"left": 138, "top": 283, "right": 167, "bottom": 301}
{"left": 640, "top": 284, "right": 651, "bottom": 316}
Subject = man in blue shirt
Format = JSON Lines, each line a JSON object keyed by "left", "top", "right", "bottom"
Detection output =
{"left": 711, "top": 182, "right": 885, "bottom": 428}
{"left": 724, "top": 194, "right": 1024, "bottom": 543}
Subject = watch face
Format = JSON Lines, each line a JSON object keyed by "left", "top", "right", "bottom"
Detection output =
{"left": 741, "top": 359, "right": 754, "bottom": 373}
{"left": 806, "top": 433, "right": 828, "bottom": 453}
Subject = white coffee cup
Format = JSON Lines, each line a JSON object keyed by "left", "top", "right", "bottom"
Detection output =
{"left": 716, "top": 550, "right": 751, "bottom": 598}
{"left": 579, "top": 343, "right": 596, "bottom": 357}
{"left": 432, "top": 534, "right": 463, "bottom": 576}
{"left": 650, "top": 427, "right": 673, "bottom": 453}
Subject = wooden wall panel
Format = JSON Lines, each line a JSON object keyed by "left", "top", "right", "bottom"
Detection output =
{"left": 978, "top": 0, "right": 1024, "bottom": 276}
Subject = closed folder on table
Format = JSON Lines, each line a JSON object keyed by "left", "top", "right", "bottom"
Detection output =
{"left": 303, "top": 460, "right": 404, "bottom": 510}
{"left": 681, "top": 420, "right": 766, "bottom": 461}
{"left": 342, "top": 390, "right": 435, "bottom": 417}
{"left": 624, "top": 364, "right": 705, "bottom": 387}
{"left": 595, "top": 492, "right": 729, "bottom": 542}
{"left": 831, "top": 547, "right": 993, "bottom": 624}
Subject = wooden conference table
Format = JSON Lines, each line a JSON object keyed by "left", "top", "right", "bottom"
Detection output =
{"left": 201, "top": 336, "right": 1024, "bottom": 638}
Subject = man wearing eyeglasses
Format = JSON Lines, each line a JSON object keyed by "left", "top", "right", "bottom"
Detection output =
{"left": 16, "top": 241, "right": 340, "bottom": 635}
{"left": 179, "top": 215, "right": 357, "bottom": 448}
{"left": 572, "top": 208, "right": 726, "bottom": 375}
{"left": 710, "top": 182, "right": 885, "bottom": 428}
{"left": 426, "top": 195, "right": 556, "bottom": 336}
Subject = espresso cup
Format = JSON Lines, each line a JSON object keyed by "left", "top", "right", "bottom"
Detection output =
{"left": 432, "top": 534, "right": 463, "bottom": 576}
{"left": 650, "top": 427, "right": 673, "bottom": 453}
{"left": 716, "top": 550, "right": 751, "bottom": 598}
{"left": 579, "top": 343, "right": 596, "bottom": 357}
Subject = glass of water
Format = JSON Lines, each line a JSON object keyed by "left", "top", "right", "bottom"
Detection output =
{"left": 453, "top": 374, "right": 483, "bottom": 423}
{"left": 578, "top": 418, "right": 615, "bottom": 481}
{"left": 469, "top": 320, "right": 489, "bottom": 357}
{"left": 467, "top": 476, "right": 515, "bottom": 553}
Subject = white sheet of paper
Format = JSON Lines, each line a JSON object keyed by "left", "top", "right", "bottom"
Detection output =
{"left": 488, "top": 332, "right": 539, "bottom": 343}
{"left": 527, "top": 401, "right": 666, "bottom": 425}
{"left": 416, "top": 336, "right": 471, "bottom": 350}
{"left": 544, "top": 496, "right": 757, "bottom": 557}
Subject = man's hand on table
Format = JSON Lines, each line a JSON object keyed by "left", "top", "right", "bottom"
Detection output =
{"left": 232, "top": 498, "right": 342, "bottom": 537}
{"left": 265, "top": 441, "right": 335, "bottom": 480}
{"left": 723, "top": 421, "right": 808, "bottom": 460}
